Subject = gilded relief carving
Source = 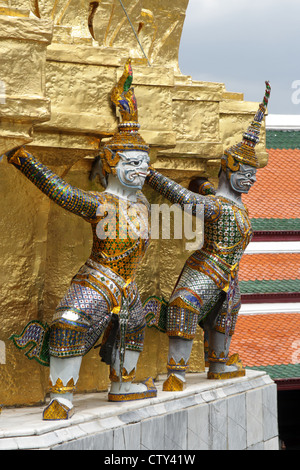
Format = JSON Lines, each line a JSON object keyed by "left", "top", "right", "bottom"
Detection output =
{"left": 19, "top": 0, "right": 188, "bottom": 68}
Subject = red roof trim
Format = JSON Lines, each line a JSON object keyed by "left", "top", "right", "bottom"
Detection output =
{"left": 241, "top": 292, "right": 300, "bottom": 303}
{"left": 252, "top": 230, "right": 300, "bottom": 241}
{"left": 275, "top": 378, "right": 300, "bottom": 391}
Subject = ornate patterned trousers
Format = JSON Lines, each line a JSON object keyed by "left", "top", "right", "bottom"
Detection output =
{"left": 49, "top": 262, "right": 146, "bottom": 358}
{"left": 166, "top": 267, "right": 241, "bottom": 339}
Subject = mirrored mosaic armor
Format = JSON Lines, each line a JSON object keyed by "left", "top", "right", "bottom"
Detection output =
{"left": 145, "top": 81, "right": 271, "bottom": 387}
{"left": 9, "top": 147, "right": 150, "bottom": 359}
{"left": 145, "top": 168, "right": 249, "bottom": 339}
{"left": 8, "top": 59, "right": 157, "bottom": 417}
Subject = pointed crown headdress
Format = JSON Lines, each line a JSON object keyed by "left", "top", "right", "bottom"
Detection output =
{"left": 222, "top": 81, "right": 271, "bottom": 173}
{"left": 101, "top": 59, "right": 149, "bottom": 175}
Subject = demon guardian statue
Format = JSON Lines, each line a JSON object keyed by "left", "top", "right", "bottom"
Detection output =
{"left": 144, "top": 82, "right": 271, "bottom": 391}
{"left": 8, "top": 60, "right": 156, "bottom": 419}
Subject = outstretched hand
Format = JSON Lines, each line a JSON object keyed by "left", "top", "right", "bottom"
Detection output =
{"left": 146, "top": 165, "right": 155, "bottom": 176}
{"left": 5, "top": 146, "right": 23, "bottom": 162}
{"left": 188, "top": 177, "right": 216, "bottom": 196}
{"left": 188, "top": 177, "right": 208, "bottom": 192}
{"left": 0, "top": 145, "right": 23, "bottom": 163}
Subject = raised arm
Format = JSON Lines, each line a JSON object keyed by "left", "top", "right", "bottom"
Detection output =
{"left": 146, "top": 168, "right": 221, "bottom": 221}
{"left": 7, "top": 147, "right": 99, "bottom": 221}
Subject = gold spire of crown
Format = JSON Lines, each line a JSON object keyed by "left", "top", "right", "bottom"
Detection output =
{"left": 101, "top": 58, "right": 149, "bottom": 175}
{"left": 111, "top": 58, "right": 138, "bottom": 125}
{"left": 222, "top": 81, "right": 271, "bottom": 171}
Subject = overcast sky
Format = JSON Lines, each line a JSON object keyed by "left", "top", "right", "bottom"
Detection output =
{"left": 178, "top": 0, "right": 300, "bottom": 115}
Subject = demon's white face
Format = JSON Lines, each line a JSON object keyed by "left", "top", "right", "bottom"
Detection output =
{"left": 115, "top": 150, "right": 150, "bottom": 190}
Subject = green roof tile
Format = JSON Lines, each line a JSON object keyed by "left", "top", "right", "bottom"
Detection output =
{"left": 246, "top": 363, "right": 300, "bottom": 380}
{"left": 251, "top": 218, "right": 300, "bottom": 231}
{"left": 266, "top": 130, "right": 300, "bottom": 149}
{"left": 240, "top": 279, "right": 300, "bottom": 294}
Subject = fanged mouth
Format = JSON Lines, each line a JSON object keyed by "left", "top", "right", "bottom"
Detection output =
{"left": 128, "top": 171, "right": 147, "bottom": 179}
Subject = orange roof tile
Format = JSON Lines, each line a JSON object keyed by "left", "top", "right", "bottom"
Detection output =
{"left": 239, "top": 253, "right": 300, "bottom": 281}
{"left": 230, "top": 313, "right": 300, "bottom": 367}
{"left": 243, "top": 149, "right": 300, "bottom": 219}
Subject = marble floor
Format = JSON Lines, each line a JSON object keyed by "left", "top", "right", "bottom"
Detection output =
{"left": 0, "top": 369, "right": 279, "bottom": 450}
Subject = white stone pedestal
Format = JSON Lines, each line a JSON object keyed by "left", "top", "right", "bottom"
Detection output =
{"left": 0, "top": 370, "right": 279, "bottom": 450}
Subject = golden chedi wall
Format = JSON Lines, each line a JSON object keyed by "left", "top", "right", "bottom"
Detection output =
{"left": 0, "top": 0, "right": 268, "bottom": 406}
